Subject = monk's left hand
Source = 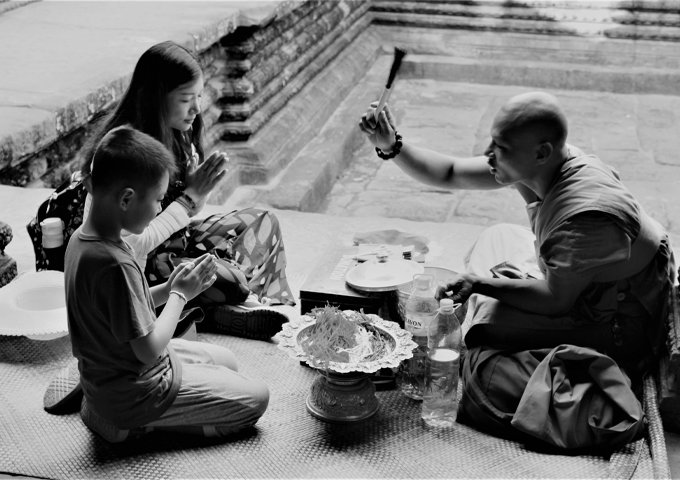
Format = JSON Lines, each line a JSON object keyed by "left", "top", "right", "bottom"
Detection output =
{"left": 435, "top": 273, "right": 474, "bottom": 304}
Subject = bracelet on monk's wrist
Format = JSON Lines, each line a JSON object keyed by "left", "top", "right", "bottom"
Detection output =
{"left": 375, "top": 132, "right": 403, "bottom": 160}
{"left": 169, "top": 290, "right": 187, "bottom": 305}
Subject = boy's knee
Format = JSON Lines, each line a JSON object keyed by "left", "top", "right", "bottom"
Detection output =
{"left": 225, "top": 380, "right": 269, "bottom": 432}
{"left": 249, "top": 379, "right": 270, "bottom": 418}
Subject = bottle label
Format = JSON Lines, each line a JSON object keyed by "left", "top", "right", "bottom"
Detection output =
{"left": 405, "top": 312, "right": 436, "bottom": 336}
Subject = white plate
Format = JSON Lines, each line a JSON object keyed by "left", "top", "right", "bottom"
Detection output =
{"left": 345, "top": 259, "right": 424, "bottom": 292}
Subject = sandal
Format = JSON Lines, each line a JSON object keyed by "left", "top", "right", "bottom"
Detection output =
{"left": 43, "top": 361, "right": 83, "bottom": 415}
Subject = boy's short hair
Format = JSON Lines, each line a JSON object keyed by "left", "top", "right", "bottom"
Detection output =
{"left": 90, "top": 126, "right": 178, "bottom": 196}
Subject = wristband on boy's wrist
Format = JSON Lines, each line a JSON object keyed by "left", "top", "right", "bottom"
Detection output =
{"left": 169, "top": 290, "right": 187, "bottom": 305}
{"left": 375, "top": 131, "right": 403, "bottom": 160}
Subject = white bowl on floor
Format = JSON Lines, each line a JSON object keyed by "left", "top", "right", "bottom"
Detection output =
{"left": 0, "top": 271, "right": 68, "bottom": 340}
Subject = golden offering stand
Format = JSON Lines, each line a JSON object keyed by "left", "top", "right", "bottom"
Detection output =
{"left": 277, "top": 313, "right": 417, "bottom": 423}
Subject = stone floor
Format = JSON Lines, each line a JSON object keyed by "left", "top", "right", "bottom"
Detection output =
{"left": 319, "top": 80, "right": 680, "bottom": 242}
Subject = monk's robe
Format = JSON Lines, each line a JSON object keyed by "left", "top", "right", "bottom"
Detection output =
{"left": 464, "top": 146, "right": 674, "bottom": 376}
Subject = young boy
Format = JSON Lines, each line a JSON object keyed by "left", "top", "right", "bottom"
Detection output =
{"left": 65, "top": 126, "right": 269, "bottom": 442}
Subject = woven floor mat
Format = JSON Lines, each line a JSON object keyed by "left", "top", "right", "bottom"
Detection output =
{"left": 0, "top": 331, "right": 668, "bottom": 480}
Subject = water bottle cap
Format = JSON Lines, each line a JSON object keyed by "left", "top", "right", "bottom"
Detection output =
{"left": 414, "top": 274, "right": 433, "bottom": 289}
{"left": 440, "top": 298, "right": 454, "bottom": 308}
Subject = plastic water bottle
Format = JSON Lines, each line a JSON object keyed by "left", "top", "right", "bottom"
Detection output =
{"left": 400, "top": 274, "right": 438, "bottom": 400}
{"left": 40, "top": 217, "right": 65, "bottom": 271}
{"left": 422, "top": 298, "right": 462, "bottom": 427}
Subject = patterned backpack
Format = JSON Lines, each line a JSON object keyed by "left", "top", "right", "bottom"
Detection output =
{"left": 26, "top": 171, "right": 87, "bottom": 271}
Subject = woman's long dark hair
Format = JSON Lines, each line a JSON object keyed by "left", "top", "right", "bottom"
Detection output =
{"left": 80, "top": 41, "right": 204, "bottom": 181}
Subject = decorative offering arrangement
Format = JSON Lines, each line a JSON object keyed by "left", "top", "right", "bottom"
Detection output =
{"left": 299, "top": 307, "right": 390, "bottom": 367}
{"left": 277, "top": 306, "right": 417, "bottom": 422}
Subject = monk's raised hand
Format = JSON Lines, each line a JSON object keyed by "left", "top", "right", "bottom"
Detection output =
{"left": 359, "top": 102, "right": 397, "bottom": 153}
{"left": 435, "top": 273, "right": 474, "bottom": 305}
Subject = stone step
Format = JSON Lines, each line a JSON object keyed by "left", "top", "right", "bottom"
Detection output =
{"left": 371, "top": 1, "right": 680, "bottom": 40}
{"left": 250, "top": 52, "right": 391, "bottom": 212}
{"left": 208, "top": 25, "right": 381, "bottom": 205}
{"left": 376, "top": 0, "right": 680, "bottom": 12}
{"left": 373, "top": 10, "right": 680, "bottom": 40}
{"left": 401, "top": 54, "right": 680, "bottom": 95}
{"left": 374, "top": 0, "right": 680, "bottom": 26}
{"left": 377, "top": 25, "right": 680, "bottom": 69}
{"left": 208, "top": 2, "right": 370, "bottom": 140}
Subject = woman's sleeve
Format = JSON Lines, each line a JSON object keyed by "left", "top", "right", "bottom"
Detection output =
{"left": 539, "top": 211, "right": 634, "bottom": 279}
{"left": 122, "top": 201, "right": 191, "bottom": 258}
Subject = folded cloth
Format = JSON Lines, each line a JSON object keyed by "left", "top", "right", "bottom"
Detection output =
{"left": 459, "top": 344, "right": 646, "bottom": 451}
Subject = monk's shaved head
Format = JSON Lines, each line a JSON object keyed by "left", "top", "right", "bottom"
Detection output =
{"left": 495, "top": 92, "right": 568, "bottom": 149}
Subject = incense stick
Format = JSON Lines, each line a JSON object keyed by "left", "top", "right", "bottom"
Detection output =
{"left": 374, "top": 47, "right": 407, "bottom": 120}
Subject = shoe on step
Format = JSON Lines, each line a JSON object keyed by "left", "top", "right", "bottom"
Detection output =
{"left": 44, "top": 361, "right": 83, "bottom": 415}
{"left": 207, "top": 300, "right": 289, "bottom": 341}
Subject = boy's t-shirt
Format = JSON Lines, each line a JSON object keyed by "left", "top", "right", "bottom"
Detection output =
{"left": 65, "top": 228, "right": 182, "bottom": 429}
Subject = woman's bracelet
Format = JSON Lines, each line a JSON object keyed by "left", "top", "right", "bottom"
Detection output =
{"left": 375, "top": 131, "right": 403, "bottom": 160}
{"left": 177, "top": 192, "right": 198, "bottom": 213}
{"left": 169, "top": 290, "right": 187, "bottom": 305}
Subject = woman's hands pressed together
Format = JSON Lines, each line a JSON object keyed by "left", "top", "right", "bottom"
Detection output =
{"left": 184, "top": 151, "right": 229, "bottom": 202}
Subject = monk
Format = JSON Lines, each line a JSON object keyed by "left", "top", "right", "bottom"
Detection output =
{"left": 359, "top": 91, "right": 674, "bottom": 378}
